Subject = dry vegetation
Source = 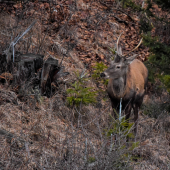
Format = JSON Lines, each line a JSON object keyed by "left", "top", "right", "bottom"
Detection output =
{"left": 0, "top": 0, "right": 170, "bottom": 169}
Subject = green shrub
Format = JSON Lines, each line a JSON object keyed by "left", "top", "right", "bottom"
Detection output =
{"left": 142, "top": 101, "right": 170, "bottom": 118}
{"left": 91, "top": 62, "right": 108, "bottom": 86}
{"left": 105, "top": 116, "right": 134, "bottom": 139}
{"left": 67, "top": 71, "right": 97, "bottom": 107}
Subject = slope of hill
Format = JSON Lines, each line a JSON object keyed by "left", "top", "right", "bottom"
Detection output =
{"left": 0, "top": 1, "right": 170, "bottom": 169}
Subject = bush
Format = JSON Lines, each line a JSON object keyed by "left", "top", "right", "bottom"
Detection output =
{"left": 91, "top": 62, "right": 108, "bottom": 87}
{"left": 67, "top": 71, "right": 97, "bottom": 107}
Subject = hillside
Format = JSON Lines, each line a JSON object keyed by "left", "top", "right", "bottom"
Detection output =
{"left": 0, "top": 0, "right": 170, "bottom": 169}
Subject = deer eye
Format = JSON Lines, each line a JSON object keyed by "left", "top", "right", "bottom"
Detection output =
{"left": 116, "top": 66, "right": 120, "bottom": 69}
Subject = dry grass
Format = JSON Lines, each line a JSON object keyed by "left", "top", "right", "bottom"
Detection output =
{"left": 0, "top": 1, "right": 170, "bottom": 170}
{"left": 0, "top": 87, "right": 128, "bottom": 169}
{"left": 1, "top": 84, "right": 170, "bottom": 169}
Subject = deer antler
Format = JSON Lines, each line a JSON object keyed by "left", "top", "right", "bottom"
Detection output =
{"left": 124, "top": 38, "right": 143, "bottom": 56}
{"left": 116, "top": 32, "right": 124, "bottom": 53}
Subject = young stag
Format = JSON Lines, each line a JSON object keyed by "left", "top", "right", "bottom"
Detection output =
{"left": 101, "top": 33, "right": 148, "bottom": 135}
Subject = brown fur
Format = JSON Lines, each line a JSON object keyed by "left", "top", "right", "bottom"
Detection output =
{"left": 101, "top": 58, "right": 148, "bottom": 135}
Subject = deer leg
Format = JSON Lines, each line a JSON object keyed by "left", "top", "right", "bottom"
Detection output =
{"left": 110, "top": 101, "right": 119, "bottom": 144}
{"left": 125, "top": 104, "right": 131, "bottom": 124}
{"left": 125, "top": 104, "right": 131, "bottom": 143}
{"left": 110, "top": 101, "right": 118, "bottom": 120}
{"left": 134, "top": 106, "right": 139, "bottom": 136}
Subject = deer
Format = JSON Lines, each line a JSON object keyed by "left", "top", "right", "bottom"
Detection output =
{"left": 100, "top": 33, "right": 148, "bottom": 136}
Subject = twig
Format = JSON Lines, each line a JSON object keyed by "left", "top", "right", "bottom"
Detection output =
{"left": 99, "top": 0, "right": 134, "bottom": 22}
{"left": 113, "top": 15, "right": 128, "bottom": 26}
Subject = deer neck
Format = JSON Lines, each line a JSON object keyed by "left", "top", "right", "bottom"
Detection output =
{"left": 110, "top": 74, "right": 127, "bottom": 98}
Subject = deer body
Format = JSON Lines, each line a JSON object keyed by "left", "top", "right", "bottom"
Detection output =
{"left": 108, "top": 59, "right": 147, "bottom": 99}
{"left": 101, "top": 41, "right": 148, "bottom": 135}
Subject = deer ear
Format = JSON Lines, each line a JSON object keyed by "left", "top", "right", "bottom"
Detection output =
{"left": 125, "top": 54, "right": 138, "bottom": 64}
{"left": 113, "top": 46, "right": 123, "bottom": 63}
{"left": 114, "top": 54, "right": 121, "bottom": 63}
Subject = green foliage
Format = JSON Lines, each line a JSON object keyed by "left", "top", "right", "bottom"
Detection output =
{"left": 162, "top": 75, "right": 170, "bottom": 92}
{"left": 88, "top": 156, "right": 96, "bottom": 163}
{"left": 139, "top": 17, "right": 153, "bottom": 33}
{"left": 109, "top": 47, "right": 116, "bottom": 55}
{"left": 105, "top": 116, "right": 134, "bottom": 139}
{"left": 104, "top": 115, "right": 139, "bottom": 169}
{"left": 109, "top": 47, "right": 117, "bottom": 60}
{"left": 129, "top": 141, "right": 139, "bottom": 151}
{"left": 67, "top": 72, "right": 97, "bottom": 107}
{"left": 143, "top": 34, "right": 170, "bottom": 56}
{"left": 121, "top": 0, "right": 142, "bottom": 11}
{"left": 138, "top": 1, "right": 170, "bottom": 93}
{"left": 119, "top": 1, "right": 170, "bottom": 94}
{"left": 142, "top": 34, "right": 170, "bottom": 85}
{"left": 67, "top": 62, "right": 108, "bottom": 108}
{"left": 92, "top": 62, "right": 108, "bottom": 86}
{"left": 141, "top": 101, "right": 170, "bottom": 118}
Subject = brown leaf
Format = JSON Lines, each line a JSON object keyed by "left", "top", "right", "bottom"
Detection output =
{"left": 44, "top": 3, "right": 50, "bottom": 9}
{"left": 99, "top": 54, "right": 105, "bottom": 60}
{"left": 13, "top": 3, "right": 22, "bottom": 9}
